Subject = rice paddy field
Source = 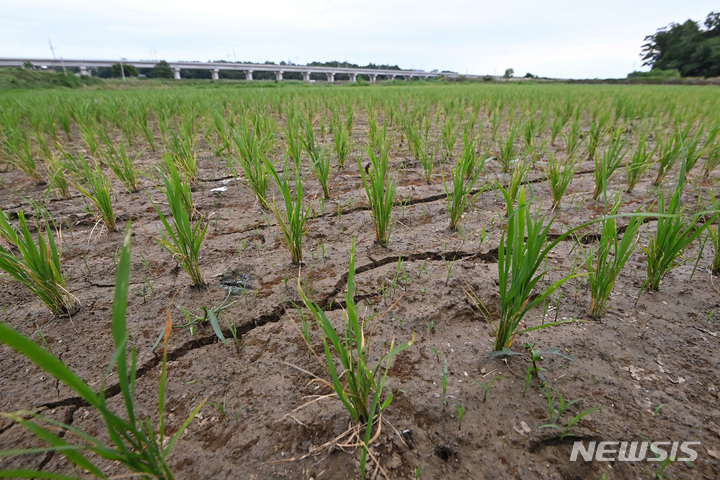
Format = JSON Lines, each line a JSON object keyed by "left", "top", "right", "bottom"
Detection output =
{"left": 0, "top": 81, "right": 719, "bottom": 479}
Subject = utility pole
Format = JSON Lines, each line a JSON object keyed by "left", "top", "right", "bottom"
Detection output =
{"left": 48, "top": 40, "right": 67, "bottom": 76}
{"left": 120, "top": 57, "right": 126, "bottom": 81}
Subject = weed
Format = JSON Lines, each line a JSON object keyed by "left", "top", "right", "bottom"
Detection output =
{"left": 470, "top": 375, "right": 503, "bottom": 402}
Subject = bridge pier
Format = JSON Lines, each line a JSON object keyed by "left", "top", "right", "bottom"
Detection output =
{"left": 302, "top": 71, "right": 311, "bottom": 82}
{"left": 326, "top": 72, "right": 335, "bottom": 82}
{"left": 275, "top": 71, "right": 283, "bottom": 81}
{"left": 245, "top": 70, "right": 253, "bottom": 81}
{"left": 368, "top": 74, "right": 377, "bottom": 82}
{"left": 173, "top": 67, "right": 181, "bottom": 80}
{"left": 211, "top": 69, "right": 219, "bottom": 81}
{"left": 349, "top": 73, "right": 357, "bottom": 82}
{"left": 79, "top": 66, "right": 90, "bottom": 76}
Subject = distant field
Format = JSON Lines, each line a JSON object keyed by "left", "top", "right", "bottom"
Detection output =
{"left": 1, "top": 82, "right": 719, "bottom": 479}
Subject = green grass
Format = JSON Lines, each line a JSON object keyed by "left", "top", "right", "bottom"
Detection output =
{"left": 0, "top": 224, "right": 205, "bottom": 479}
{"left": 0, "top": 208, "right": 77, "bottom": 316}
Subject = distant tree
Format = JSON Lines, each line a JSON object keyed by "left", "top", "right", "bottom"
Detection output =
{"left": 23, "top": 61, "right": 34, "bottom": 70}
{"left": 151, "top": 60, "right": 173, "bottom": 79}
{"left": 111, "top": 63, "right": 139, "bottom": 78}
{"left": 642, "top": 11, "right": 720, "bottom": 77}
{"left": 503, "top": 68, "right": 514, "bottom": 78}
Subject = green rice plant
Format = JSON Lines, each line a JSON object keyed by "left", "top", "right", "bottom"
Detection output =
{"left": 45, "top": 151, "right": 71, "bottom": 200}
{"left": 368, "top": 113, "right": 391, "bottom": 159}
{"left": 441, "top": 112, "right": 459, "bottom": 157}
{"left": 490, "top": 188, "right": 583, "bottom": 351}
{"left": 593, "top": 134, "right": 628, "bottom": 201}
{"left": 265, "top": 159, "right": 311, "bottom": 264}
{"left": 165, "top": 127, "right": 197, "bottom": 183}
{"left": 0, "top": 225, "right": 205, "bottom": 479}
{"left": 331, "top": 111, "right": 351, "bottom": 168}
{"left": 544, "top": 153, "right": 577, "bottom": 210}
{"left": 10, "top": 132, "right": 45, "bottom": 184}
{"left": 419, "top": 134, "right": 437, "bottom": 184}
{"left": 703, "top": 142, "right": 720, "bottom": 177}
{"left": 442, "top": 148, "right": 487, "bottom": 231}
{"left": 550, "top": 102, "right": 574, "bottom": 146}
{"left": 642, "top": 158, "right": 720, "bottom": 292}
{"left": 230, "top": 121, "right": 269, "bottom": 207}
{"left": 284, "top": 109, "right": 304, "bottom": 169}
{"left": 625, "top": 139, "right": 655, "bottom": 193}
{"left": 209, "top": 109, "right": 232, "bottom": 156}
{"left": 0, "top": 208, "right": 77, "bottom": 316}
{"left": 159, "top": 153, "right": 195, "bottom": 219}
{"left": 585, "top": 198, "right": 643, "bottom": 318}
{"left": 683, "top": 124, "right": 715, "bottom": 173}
{"left": 564, "top": 117, "right": 585, "bottom": 157}
{"left": 359, "top": 147, "right": 397, "bottom": 247}
{"left": 71, "top": 156, "right": 117, "bottom": 232}
{"left": 709, "top": 223, "right": 720, "bottom": 273}
{"left": 502, "top": 158, "right": 531, "bottom": 216}
{"left": 496, "top": 123, "right": 519, "bottom": 173}
{"left": 152, "top": 167, "right": 208, "bottom": 286}
{"left": 297, "top": 239, "right": 413, "bottom": 478}
{"left": 653, "top": 132, "right": 684, "bottom": 186}
{"left": 101, "top": 141, "right": 141, "bottom": 193}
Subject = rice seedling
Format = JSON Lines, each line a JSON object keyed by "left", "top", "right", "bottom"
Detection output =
{"left": 0, "top": 207, "right": 77, "bottom": 316}
{"left": 653, "top": 132, "right": 684, "bottom": 186}
{"left": 496, "top": 123, "right": 519, "bottom": 173}
{"left": 100, "top": 141, "right": 141, "bottom": 193}
{"left": 332, "top": 111, "right": 351, "bottom": 168}
{"left": 585, "top": 198, "right": 643, "bottom": 318}
{"left": 442, "top": 145, "right": 487, "bottom": 231}
{"left": 544, "top": 153, "right": 577, "bottom": 210}
{"left": 501, "top": 158, "right": 531, "bottom": 216}
{"left": 230, "top": 121, "right": 270, "bottom": 207}
{"left": 419, "top": 134, "right": 437, "bottom": 184}
{"left": 165, "top": 127, "right": 198, "bottom": 183}
{"left": 265, "top": 159, "right": 312, "bottom": 264}
{"left": 564, "top": 117, "right": 585, "bottom": 157}
{"left": 709, "top": 223, "right": 720, "bottom": 274}
{"left": 625, "top": 138, "right": 655, "bottom": 193}
{"left": 441, "top": 112, "right": 459, "bottom": 157}
{"left": 699, "top": 128, "right": 720, "bottom": 173}
{"left": 45, "top": 151, "right": 71, "bottom": 200}
{"left": 359, "top": 147, "right": 397, "bottom": 247}
{"left": 297, "top": 239, "right": 414, "bottom": 478}
{"left": 70, "top": 155, "right": 117, "bottom": 232}
{"left": 301, "top": 114, "right": 331, "bottom": 197}
{"left": 152, "top": 166, "right": 208, "bottom": 287}
{"left": 642, "top": 158, "right": 719, "bottom": 292}
{"left": 593, "top": 134, "right": 628, "bottom": 201}
{"left": 487, "top": 188, "right": 583, "bottom": 351}
{"left": 7, "top": 130, "right": 45, "bottom": 184}
{"left": 0, "top": 225, "right": 206, "bottom": 479}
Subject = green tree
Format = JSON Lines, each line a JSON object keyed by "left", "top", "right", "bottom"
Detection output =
{"left": 151, "top": 60, "right": 173, "bottom": 79}
{"left": 642, "top": 11, "right": 720, "bottom": 77}
{"left": 503, "top": 68, "right": 514, "bottom": 78}
{"left": 111, "top": 63, "right": 139, "bottom": 78}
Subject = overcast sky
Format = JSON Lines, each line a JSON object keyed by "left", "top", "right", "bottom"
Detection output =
{"left": 1, "top": 1, "right": 717, "bottom": 79}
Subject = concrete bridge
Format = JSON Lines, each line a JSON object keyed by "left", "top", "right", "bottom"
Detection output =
{"left": 0, "top": 58, "right": 457, "bottom": 82}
